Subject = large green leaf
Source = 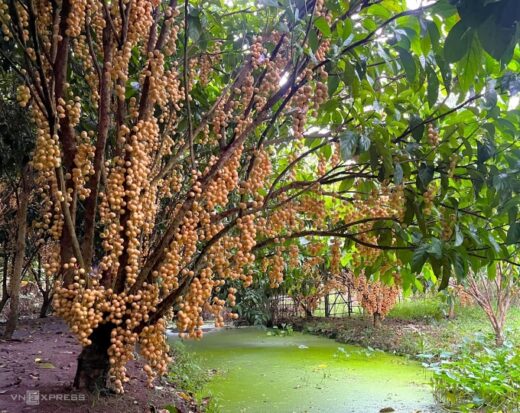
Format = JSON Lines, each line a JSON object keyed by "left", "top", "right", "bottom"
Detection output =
{"left": 457, "top": 32, "right": 482, "bottom": 91}
{"left": 397, "top": 47, "right": 417, "bottom": 83}
{"left": 314, "top": 16, "right": 331, "bottom": 37}
{"left": 426, "top": 66, "right": 439, "bottom": 108}
{"left": 444, "top": 20, "right": 472, "bottom": 63}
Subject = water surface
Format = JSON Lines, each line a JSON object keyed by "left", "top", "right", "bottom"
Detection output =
{"left": 176, "top": 327, "right": 439, "bottom": 413}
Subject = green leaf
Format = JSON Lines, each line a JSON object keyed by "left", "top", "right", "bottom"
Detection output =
{"left": 426, "top": 20, "right": 441, "bottom": 49}
{"left": 444, "top": 20, "right": 471, "bottom": 63}
{"left": 506, "top": 222, "right": 520, "bottom": 245}
{"left": 339, "top": 178, "right": 354, "bottom": 192}
{"left": 327, "top": 75, "right": 340, "bottom": 96}
{"left": 488, "top": 233, "right": 500, "bottom": 253}
{"left": 187, "top": 14, "right": 202, "bottom": 42}
{"left": 418, "top": 163, "right": 434, "bottom": 189}
{"left": 397, "top": 47, "right": 417, "bottom": 83}
{"left": 367, "top": 4, "right": 391, "bottom": 20}
{"left": 426, "top": 66, "right": 439, "bottom": 108}
{"left": 436, "top": 54, "right": 452, "bottom": 93}
{"left": 428, "top": 238, "right": 443, "bottom": 259}
{"left": 339, "top": 131, "right": 358, "bottom": 160}
{"left": 439, "top": 263, "right": 451, "bottom": 290}
{"left": 477, "top": 14, "right": 516, "bottom": 61}
{"left": 450, "top": 252, "right": 466, "bottom": 281}
{"left": 409, "top": 115, "right": 425, "bottom": 142}
{"left": 487, "top": 262, "right": 496, "bottom": 280}
{"left": 457, "top": 33, "right": 481, "bottom": 92}
{"left": 477, "top": 139, "right": 495, "bottom": 164}
{"left": 411, "top": 243, "right": 429, "bottom": 273}
{"left": 314, "top": 16, "right": 331, "bottom": 37}
{"left": 359, "top": 134, "right": 371, "bottom": 152}
{"left": 307, "top": 28, "right": 319, "bottom": 53}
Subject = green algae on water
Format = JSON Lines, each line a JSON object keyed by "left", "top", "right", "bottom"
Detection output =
{"left": 172, "top": 327, "right": 440, "bottom": 413}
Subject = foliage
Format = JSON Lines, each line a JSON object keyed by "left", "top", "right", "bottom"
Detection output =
{"left": 288, "top": 266, "right": 349, "bottom": 316}
{"left": 266, "top": 324, "right": 294, "bottom": 336}
{"left": 429, "top": 333, "right": 520, "bottom": 412}
{"left": 0, "top": 73, "right": 34, "bottom": 174}
{"left": 235, "top": 276, "right": 274, "bottom": 326}
{"left": 167, "top": 340, "right": 211, "bottom": 393}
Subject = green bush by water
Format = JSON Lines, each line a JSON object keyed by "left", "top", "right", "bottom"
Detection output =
{"left": 428, "top": 333, "right": 520, "bottom": 412}
{"left": 168, "top": 340, "right": 211, "bottom": 392}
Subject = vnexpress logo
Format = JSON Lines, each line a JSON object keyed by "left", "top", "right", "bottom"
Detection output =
{"left": 25, "top": 390, "right": 40, "bottom": 406}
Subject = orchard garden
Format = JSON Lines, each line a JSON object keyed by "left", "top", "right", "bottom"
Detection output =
{"left": 0, "top": 0, "right": 519, "bottom": 412}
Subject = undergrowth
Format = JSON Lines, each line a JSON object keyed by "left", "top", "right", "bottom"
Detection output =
{"left": 428, "top": 333, "right": 520, "bottom": 412}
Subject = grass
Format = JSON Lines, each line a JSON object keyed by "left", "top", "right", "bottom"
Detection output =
{"left": 388, "top": 296, "right": 445, "bottom": 321}
{"left": 295, "top": 296, "right": 520, "bottom": 360}
{"left": 389, "top": 297, "right": 520, "bottom": 349}
{"left": 167, "top": 340, "right": 220, "bottom": 411}
{"left": 168, "top": 340, "right": 211, "bottom": 392}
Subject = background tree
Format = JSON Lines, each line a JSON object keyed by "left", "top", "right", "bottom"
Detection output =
{"left": 464, "top": 264, "right": 518, "bottom": 346}
{"left": 352, "top": 272, "right": 400, "bottom": 327}
{"left": 1, "top": 0, "right": 520, "bottom": 394}
{"left": 0, "top": 73, "right": 36, "bottom": 338}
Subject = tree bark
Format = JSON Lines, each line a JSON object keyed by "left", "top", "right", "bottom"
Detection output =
{"left": 3, "top": 168, "right": 29, "bottom": 339}
{"left": 495, "top": 328, "right": 504, "bottom": 347}
{"left": 0, "top": 251, "right": 9, "bottom": 314}
{"left": 74, "top": 323, "right": 115, "bottom": 393}
{"left": 373, "top": 312, "right": 382, "bottom": 328}
{"left": 447, "top": 297, "right": 456, "bottom": 319}
{"left": 39, "top": 292, "right": 52, "bottom": 318}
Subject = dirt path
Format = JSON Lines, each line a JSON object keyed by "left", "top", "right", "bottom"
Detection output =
{"left": 0, "top": 317, "right": 193, "bottom": 413}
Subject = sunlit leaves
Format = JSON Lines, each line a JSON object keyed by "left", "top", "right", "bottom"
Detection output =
{"left": 314, "top": 16, "right": 331, "bottom": 37}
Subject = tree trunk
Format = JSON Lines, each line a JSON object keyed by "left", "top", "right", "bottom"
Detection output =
{"left": 0, "top": 251, "right": 9, "bottom": 314}
{"left": 324, "top": 294, "right": 330, "bottom": 317}
{"left": 39, "top": 292, "right": 52, "bottom": 318}
{"left": 447, "top": 297, "right": 456, "bottom": 319}
{"left": 74, "top": 323, "right": 115, "bottom": 393}
{"left": 495, "top": 329, "right": 504, "bottom": 347}
{"left": 302, "top": 304, "right": 312, "bottom": 318}
{"left": 373, "top": 312, "right": 382, "bottom": 328}
{"left": 3, "top": 169, "right": 29, "bottom": 339}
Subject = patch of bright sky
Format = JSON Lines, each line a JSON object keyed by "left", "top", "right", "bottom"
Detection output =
{"left": 406, "top": 0, "right": 436, "bottom": 10}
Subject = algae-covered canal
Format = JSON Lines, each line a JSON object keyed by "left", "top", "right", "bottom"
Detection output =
{"left": 175, "top": 327, "right": 440, "bottom": 413}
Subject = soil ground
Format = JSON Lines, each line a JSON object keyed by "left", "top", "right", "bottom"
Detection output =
{"left": 0, "top": 317, "right": 195, "bottom": 413}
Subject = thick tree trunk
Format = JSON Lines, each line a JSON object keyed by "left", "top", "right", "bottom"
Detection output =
{"left": 373, "top": 312, "right": 382, "bottom": 328}
{"left": 3, "top": 169, "right": 29, "bottom": 339}
{"left": 74, "top": 323, "right": 115, "bottom": 393}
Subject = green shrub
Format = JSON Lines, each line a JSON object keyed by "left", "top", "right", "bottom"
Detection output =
{"left": 168, "top": 340, "right": 210, "bottom": 393}
{"left": 429, "top": 333, "right": 520, "bottom": 412}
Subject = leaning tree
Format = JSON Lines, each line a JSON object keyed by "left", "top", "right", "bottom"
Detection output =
{"left": 1, "top": 0, "right": 520, "bottom": 393}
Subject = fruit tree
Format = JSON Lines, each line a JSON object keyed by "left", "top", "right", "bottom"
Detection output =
{"left": 1, "top": 0, "right": 520, "bottom": 393}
